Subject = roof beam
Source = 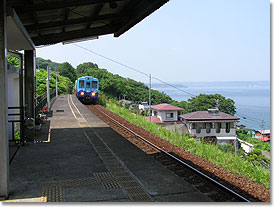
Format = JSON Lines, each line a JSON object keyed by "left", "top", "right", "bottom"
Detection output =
{"left": 63, "top": 8, "right": 70, "bottom": 33}
{"left": 86, "top": 4, "right": 104, "bottom": 29}
{"left": 30, "top": 0, "right": 40, "bottom": 35}
{"left": 25, "top": 13, "right": 124, "bottom": 32}
{"left": 32, "top": 23, "right": 119, "bottom": 46}
{"left": 12, "top": 0, "right": 123, "bottom": 13}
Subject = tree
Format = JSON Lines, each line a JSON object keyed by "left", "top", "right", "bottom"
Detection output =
{"left": 59, "top": 62, "right": 76, "bottom": 83}
{"left": 76, "top": 62, "right": 98, "bottom": 76}
{"left": 170, "top": 100, "right": 188, "bottom": 110}
{"left": 36, "top": 57, "right": 60, "bottom": 71}
{"left": 7, "top": 54, "right": 19, "bottom": 68}
{"left": 186, "top": 94, "right": 236, "bottom": 115}
{"left": 75, "top": 66, "right": 174, "bottom": 104}
{"left": 36, "top": 70, "right": 74, "bottom": 96}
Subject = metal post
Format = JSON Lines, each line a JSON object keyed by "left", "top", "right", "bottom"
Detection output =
{"left": 46, "top": 66, "right": 50, "bottom": 111}
{"left": 56, "top": 71, "right": 58, "bottom": 97}
{"left": 149, "top": 74, "right": 151, "bottom": 122}
{"left": 234, "top": 137, "right": 238, "bottom": 156}
{"left": 19, "top": 53, "right": 24, "bottom": 143}
{"left": 0, "top": 0, "right": 9, "bottom": 198}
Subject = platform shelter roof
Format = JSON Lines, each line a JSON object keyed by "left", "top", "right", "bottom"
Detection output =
{"left": 7, "top": 0, "right": 169, "bottom": 47}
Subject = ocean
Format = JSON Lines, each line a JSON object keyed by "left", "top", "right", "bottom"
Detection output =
{"left": 151, "top": 81, "right": 270, "bottom": 131}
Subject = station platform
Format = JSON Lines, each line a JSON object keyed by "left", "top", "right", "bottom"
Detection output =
{"left": 5, "top": 95, "right": 211, "bottom": 202}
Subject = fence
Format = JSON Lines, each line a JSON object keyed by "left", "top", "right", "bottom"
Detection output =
{"left": 8, "top": 105, "right": 27, "bottom": 144}
{"left": 35, "top": 90, "right": 56, "bottom": 115}
{"left": 8, "top": 90, "right": 57, "bottom": 144}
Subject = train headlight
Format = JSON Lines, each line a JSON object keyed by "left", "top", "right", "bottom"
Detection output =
{"left": 91, "top": 92, "right": 96, "bottom": 96}
{"left": 80, "top": 91, "right": 84, "bottom": 96}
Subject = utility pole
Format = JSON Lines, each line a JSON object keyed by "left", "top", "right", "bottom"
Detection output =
{"left": 234, "top": 137, "right": 237, "bottom": 156}
{"left": 149, "top": 74, "right": 151, "bottom": 122}
{"left": 46, "top": 66, "right": 51, "bottom": 112}
{"left": 215, "top": 99, "right": 220, "bottom": 110}
{"left": 36, "top": 58, "right": 39, "bottom": 106}
{"left": 260, "top": 120, "right": 265, "bottom": 141}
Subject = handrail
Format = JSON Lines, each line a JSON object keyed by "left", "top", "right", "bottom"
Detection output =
{"left": 8, "top": 105, "right": 27, "bottom": 144}
{"left": 35, "top": 89, "right": 56, "bottom": 114}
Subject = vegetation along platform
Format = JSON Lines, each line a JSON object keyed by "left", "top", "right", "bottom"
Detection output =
{"left": 5, "top": 95, "right": 211, "bottom": 202}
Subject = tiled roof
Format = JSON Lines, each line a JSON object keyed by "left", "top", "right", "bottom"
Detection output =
{"left": 146, "top": 116, "right": 162, "bottom": 123}
{"left": 151, "top": 104, "right": 184, "bottom": 111}
{"left": 180, "top": 111, "right": 239, "bottom": 121}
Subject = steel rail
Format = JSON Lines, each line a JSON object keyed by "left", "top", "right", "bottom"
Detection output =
{"left": 91, "top": 105, "right": 251, "bottom": 202}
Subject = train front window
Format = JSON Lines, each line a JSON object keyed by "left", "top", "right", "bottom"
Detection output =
{"left": 79, "top": 80, "right": 84, "bottom": 88}
{"left": 92, "top": 81, "right": 98, "bottom": 88}
{"left": 86, "top": 82, "right": 91, "bottom": 88}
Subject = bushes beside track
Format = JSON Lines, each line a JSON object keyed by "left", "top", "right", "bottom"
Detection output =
{"left": 104, "top": 100, "right": 270, "bottom": 190}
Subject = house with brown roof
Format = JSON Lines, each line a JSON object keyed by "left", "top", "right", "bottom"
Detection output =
{"left": 149, "top": 103, "right": 184, "bottom": 123}
{"left": 180, "top": 108, "right": 240, "bottom": 144}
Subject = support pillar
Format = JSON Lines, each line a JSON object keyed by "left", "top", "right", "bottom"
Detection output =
{"left": 24, "top": 50, "right": 35, "bottom": 141}
{"left": 0, "top": 0, "right": 9, "bottom": 199}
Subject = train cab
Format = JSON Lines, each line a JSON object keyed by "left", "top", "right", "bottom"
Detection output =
{"left": 76, "top": 76, "right": 99, "bottom": 104}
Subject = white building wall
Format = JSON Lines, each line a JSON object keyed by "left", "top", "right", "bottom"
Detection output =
{"left": 190, "top": 128, "right": 236, "bottom": 138}
{"left": 187, "top": 121, "right": 236, "bottom": 138}
{"left": 7, "top": 70, "right": 19, "bottom": 140}
{"left": 158, "top": 110, "right": 178, "bottom": 122}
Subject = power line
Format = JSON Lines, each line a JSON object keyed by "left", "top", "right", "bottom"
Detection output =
{"left": 236, "top": 112, "right": 262, "bottom": 122}
{"left": 238, "top": 117, "right": 261, "bottom": 125}
{"left": 152, "top": 77, "right": 195, "bottom": 97}
{"left": 73, "top": 44, "right": 148, "bottom": 77}
{"left": 73, "top": 44, "right": 195, "bottom": 97}
{"left": 236, "top": 113, "right": 261, "bottom": 124}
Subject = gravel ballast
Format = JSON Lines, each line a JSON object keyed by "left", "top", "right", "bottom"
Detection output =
{"left": 89, "top": 105, "right": 270, "bottom": 202}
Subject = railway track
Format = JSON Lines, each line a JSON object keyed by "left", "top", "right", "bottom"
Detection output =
{"left": 87, "top": 104, "right": 260, "bottom": 202}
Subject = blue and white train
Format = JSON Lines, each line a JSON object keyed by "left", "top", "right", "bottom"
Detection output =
{"left": 75, "top": 76, "right": 99, "bottom": 104}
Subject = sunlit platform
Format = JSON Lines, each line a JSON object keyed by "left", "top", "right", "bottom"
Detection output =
{"left": 5, "top": 95, "right": 211, "bottom": 202}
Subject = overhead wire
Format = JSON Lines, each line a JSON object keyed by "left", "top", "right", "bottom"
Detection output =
{"left": 73, "top": 44, "right": 195, "bottom": 97}
{"left": 73, "top": 44, "right": 148, "bottom": 77}
{"left": 236, "top": 112, "right": 262, "bottom": 122}
{"left": 152, "top": 77, "right": 195, "bottom": 97}
{"left": 73, "top": 43, "right": 269, "bottom": 127}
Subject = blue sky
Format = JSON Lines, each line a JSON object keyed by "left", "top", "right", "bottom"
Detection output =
{"left": 36, "top": 0, "right": 270, "bottom": 83}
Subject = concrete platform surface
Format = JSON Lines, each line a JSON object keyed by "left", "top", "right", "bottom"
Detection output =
{"left": 4, "top": 95, "right": 211, "bottom": 202}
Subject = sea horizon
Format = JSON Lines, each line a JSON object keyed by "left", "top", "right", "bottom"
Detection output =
{"left": 148, "top": 80, "right": 270, "bottom": 131}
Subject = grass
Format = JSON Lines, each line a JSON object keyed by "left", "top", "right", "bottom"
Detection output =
{"left": 237, "top": 130, "right": 270, "bottom": 152}
{"left": 105, "top": 101, "right": 270, "bottom": 189}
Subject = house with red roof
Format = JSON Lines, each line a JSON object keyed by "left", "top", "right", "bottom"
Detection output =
{"left": 180, "top": 108, "right": 240, "bottom": 145}
{"left": 254, "top": 130, "right": 270, "bottom": 142}
{"left": 148, "top": 103, "right": 184, "bottom": 124}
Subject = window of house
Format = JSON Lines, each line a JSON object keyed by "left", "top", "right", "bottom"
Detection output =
{"left": 216, "top": 122, "right": 221, "bottom": 133}
{"left": 226, "top": 123, "right": 230, "bottom": 133}
{"left": 79, "top": 80, "right": 84, "bottom": 88}
{"left": 166, "top": 113, "right": 174, "bottom": 118}
{"left": 192, "top": 123, "right": 196, "bottom": 129}
{"left": 92, "top": 81, "right": 98, "bottom": 88}
{"left": 206, "top": 123, "right": 212, "bottom": 128}
{"left": 154, "top": 111, "right": 158, "bottom": 116}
